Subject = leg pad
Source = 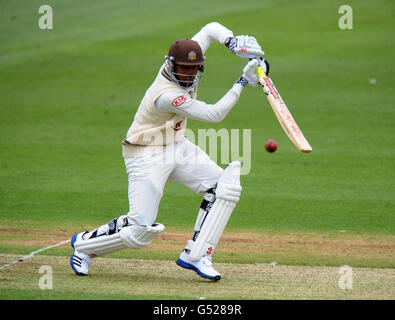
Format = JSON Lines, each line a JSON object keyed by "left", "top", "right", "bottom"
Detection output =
{"left": 74, "top": 223, "right": 165, "bottom": 256}
{"left": 188, "top": 161, "right": 241, "bottom": 261}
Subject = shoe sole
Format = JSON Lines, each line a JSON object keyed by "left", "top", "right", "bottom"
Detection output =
{"left": 176, "top": 258, "right": 221, "bottom": 281}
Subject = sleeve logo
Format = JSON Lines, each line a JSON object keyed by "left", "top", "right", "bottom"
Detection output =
{"left": 172, "top": 96, "right": 187, "bottom": 107}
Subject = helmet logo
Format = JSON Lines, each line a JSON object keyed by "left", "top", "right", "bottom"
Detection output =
{"left": 187, "top": 50, "right": 197, "bottom": 61}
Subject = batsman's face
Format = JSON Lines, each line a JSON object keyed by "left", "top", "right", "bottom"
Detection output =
{"left": 174, "top": 64, "right": 200, "bottom": 85}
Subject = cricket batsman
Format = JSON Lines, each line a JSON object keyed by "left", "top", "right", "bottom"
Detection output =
{"left": 70, "top": 22, "right": 269, "bottom": 281}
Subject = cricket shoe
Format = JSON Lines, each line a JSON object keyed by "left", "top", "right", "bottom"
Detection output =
{"left": 176, "top": 250, "right": 221, "bottom": 281}
{"left": 70, "top": 232, "right": 92, "bottom": 276}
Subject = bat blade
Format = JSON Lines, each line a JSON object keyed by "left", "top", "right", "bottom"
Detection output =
{"left": 257, "top": 67, "right": 312, "bottom": 153}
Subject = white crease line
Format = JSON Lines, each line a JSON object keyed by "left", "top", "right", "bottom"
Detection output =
{"left": 0, "top": 239, "right": 71, "bottom": 270}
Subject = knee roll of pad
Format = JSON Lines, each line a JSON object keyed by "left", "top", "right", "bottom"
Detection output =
{"left": 216, "top": 181, "right": 242, "bottom": 203}
{"left": 120, "top": 223, "right": 165, "bottom": 249}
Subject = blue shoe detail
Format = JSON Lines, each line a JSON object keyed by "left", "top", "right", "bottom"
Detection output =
{"left": 176, "top": 258, "right": 220, "bottom": 281}
{"left": 176, "top": 258, "right": 193, "bottom": 270}
{"left": 71, "top": 233, "right": 79, "bottom": 248}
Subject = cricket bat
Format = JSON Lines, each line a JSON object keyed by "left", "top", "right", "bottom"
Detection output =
{"left": 256, "top": 66, "right": 312, "bottom": 153}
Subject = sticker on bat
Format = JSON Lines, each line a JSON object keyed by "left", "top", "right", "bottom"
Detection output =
{"left": 264, "top": 78, "right": 280, "bottom": 99}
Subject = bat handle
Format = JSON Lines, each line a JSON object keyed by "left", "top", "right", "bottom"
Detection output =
{"left": 256, "top": 65, "right": 267, "bottom": 86}
{"left": 256, "top": 65, "right": 266, "bottom": 78}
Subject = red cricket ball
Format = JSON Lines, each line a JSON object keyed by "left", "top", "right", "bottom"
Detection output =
{"left": 265, "top": 140, "right": 277, "bottom": 153}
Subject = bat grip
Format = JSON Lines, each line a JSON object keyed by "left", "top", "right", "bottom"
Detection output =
{"left": 256, "top": 65, "right": 266, "bottom": 78}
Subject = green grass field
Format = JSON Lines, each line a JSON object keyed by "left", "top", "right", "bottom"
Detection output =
{"left": 1, "top": 0, "right": 394, "bottom": 300}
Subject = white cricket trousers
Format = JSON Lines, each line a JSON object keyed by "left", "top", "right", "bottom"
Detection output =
{"left": 124, "top": 139, "right": 223, "bottom": 226}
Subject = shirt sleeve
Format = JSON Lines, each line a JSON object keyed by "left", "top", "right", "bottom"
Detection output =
{"left": 191, "top": 22, "right": 234, "bottom": 55}
{"left": 154, "top": 84, "right": 244, "bottom": 123}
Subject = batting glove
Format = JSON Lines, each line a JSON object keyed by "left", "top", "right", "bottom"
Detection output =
{"left": 226, "top": 35, "right": 264, "bottom": 59}
{"left": 236, "top": 59, "right": 259, "bottom": 87}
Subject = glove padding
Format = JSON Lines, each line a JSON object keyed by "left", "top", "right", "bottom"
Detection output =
{"left": 227, "top": 35, "right": 264, "bottom": 59}
{"left": 240, "top": 58, "right": 269, "bottom": 87}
